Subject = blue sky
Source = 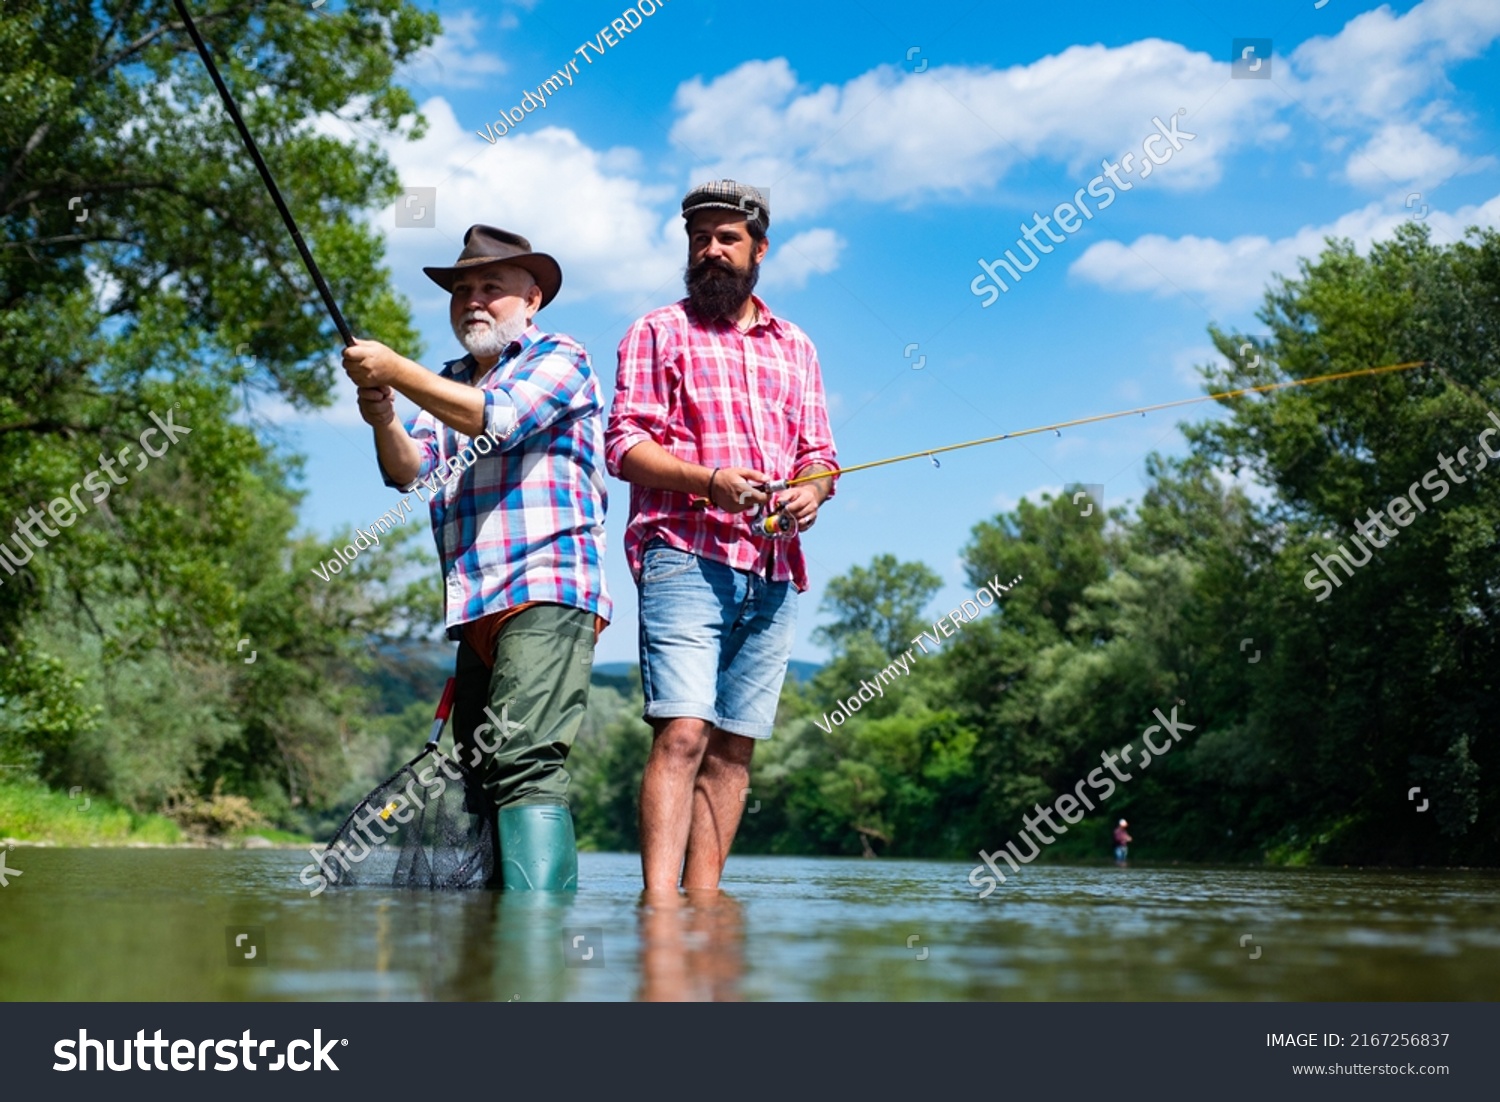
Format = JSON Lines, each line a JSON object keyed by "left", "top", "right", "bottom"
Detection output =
{"left": 274, "top": 0, "right": 1500, "bottom": 665}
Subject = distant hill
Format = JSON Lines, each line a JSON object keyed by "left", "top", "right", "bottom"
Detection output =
{"left": 591, "top": 661, "right": 637, "bottom": 678}
{"left": 364, "top": 649, "right": 822, "bottom": 716}
{"left": 593, "top": 659, "right": 821, "bottom": 684}
{"left": 366, "top": 638, "right": 454, "bottom": 712}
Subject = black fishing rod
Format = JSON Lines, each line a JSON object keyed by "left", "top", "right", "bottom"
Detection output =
{"left": 172, "top": 0, "right": 355, "bottom": 346}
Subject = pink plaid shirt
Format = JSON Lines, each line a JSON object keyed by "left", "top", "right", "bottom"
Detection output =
{"left": 605, "top": 295, "right": 838, "bottom": 592}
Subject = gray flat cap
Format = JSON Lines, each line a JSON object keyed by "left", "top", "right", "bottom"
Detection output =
{"left": 681, "top": 180, "right": 769, "bottom": 235}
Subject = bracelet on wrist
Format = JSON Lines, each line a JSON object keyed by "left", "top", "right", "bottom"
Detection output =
{"left": 707, "top": 467, "right": 721, "bottom": 505}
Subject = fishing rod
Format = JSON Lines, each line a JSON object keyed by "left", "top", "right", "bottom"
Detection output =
{"left": 782, "top": 358, "right": 1431, "bottom": 489}
{"left": 171, "top": 0, "right": 355, "bottom": 346}
{"left": 701, "top": 359, "right": 1430, "bottom": 536}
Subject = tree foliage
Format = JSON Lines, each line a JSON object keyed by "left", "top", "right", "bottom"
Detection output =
{"left": 1, "top": 0, "right": 439, "bottom": 826}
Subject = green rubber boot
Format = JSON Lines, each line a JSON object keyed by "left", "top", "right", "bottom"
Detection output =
{"left": 498, "top": 804, "right": 578, "bottom": 891}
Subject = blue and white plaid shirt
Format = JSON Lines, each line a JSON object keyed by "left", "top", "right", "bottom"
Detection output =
{"left": 381, "top": 324, "right": 612, "bottom": 632}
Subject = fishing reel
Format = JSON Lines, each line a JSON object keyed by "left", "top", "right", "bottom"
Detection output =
{"left": 739, "top": 478, "right": 798, "bottom": 540}
{"left": 691, "top": 476, "right": 799, "bottom": 539}
{"left": 748, "top": 499, "right": 799, "bottom": 540}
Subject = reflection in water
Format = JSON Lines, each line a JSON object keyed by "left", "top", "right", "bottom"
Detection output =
{"left": 421, "top": 883, "right": 748, "bottom": 1002}
{"left": 436, "top": 890, "right": 500, "bottom": 1001}
{"left": 4, "top": 851, "right": 1500, "bottom": 1001}
{"left": 489, "top": 893, "right": 574, "bottom": 1002}
{"left": 351, "top": 889, "right": 580, "bottom": 1001}
{"left": 636, "top": 890, "right": 745, "bottom": 1002}
{"left": 368, "top": 886, "right": 746, "bottom": 1001}
{"left": 375, "top": 899, "right": 392, "bottom": 976}
{"left": 397, "top": 890, "right": 574, "bottom": 1002}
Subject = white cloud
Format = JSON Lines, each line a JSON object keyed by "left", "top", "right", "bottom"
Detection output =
{"left": 762, "top": 228, "right": 845, "bottom": 290}
{"left": 668, "top": 44, "right": 1254, "bottom": 219}
{"left": 335, "top": 97, "right": 684, "bottom": 311}
{"left": 398, "top": 11, "right": 507, "bottom": 92}
{"left": 1069, "top": 192, "right": 1500, "bottom": 313}
{"left": 659, "top": 0, "right": 1500, "bottom": 221}
{"left": 85, "top": 263, "right": 122, "bottom": 314}
{"left": 1169, "top": 344, "right": 1234, "bottom": 390}
{"left": 310, "top": 0, "right": 1500, "bottom": 325}
{"left": 1344, "top": 122, "right": 1488, "bottom": 190}
{"left": 243, "top": 378, "right": 426, "bottom": 430}
{"left": 318, "top": 96, "right": 846, "bottom": 316}
{"left": 1285, "top": 0, "right": 1500, "bottom": 126}
{"left": 992, "top": 483, "right": 1063, "bottom": 512}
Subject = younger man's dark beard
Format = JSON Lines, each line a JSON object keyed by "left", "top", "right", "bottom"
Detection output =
{"left": 685, "top": 256, "right": 760, "bottom": 320}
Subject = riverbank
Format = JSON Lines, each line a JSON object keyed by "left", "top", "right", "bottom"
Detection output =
{"left": 0, "top": 779, "right": 308, "bottom": 848}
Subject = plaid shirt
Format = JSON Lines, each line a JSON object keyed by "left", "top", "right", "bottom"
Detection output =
{"left": 605, "top": 295, "right": 838, "bottom": 592}
{"left": 383, "top": 324, "right": 612, "bottom": 632}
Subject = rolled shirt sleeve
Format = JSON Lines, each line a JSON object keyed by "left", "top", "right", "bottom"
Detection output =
{"left": 604, "top": 296, "right": 836, "bottom": 592}
{"left": 379, "top": 337, "right": 590, "bottom": 493}
{"left": 482, "top": 345, "right": 590, "bottom": 449}
{"left": 380, "top": 409, "right": 441, "bottom": 493}
{"left": 605, "top": 318, "right": 674, "bottom": 476}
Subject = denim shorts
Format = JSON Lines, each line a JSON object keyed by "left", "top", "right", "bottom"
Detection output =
{"left": 637, "top": 540, "right": 798, "bottom": 739}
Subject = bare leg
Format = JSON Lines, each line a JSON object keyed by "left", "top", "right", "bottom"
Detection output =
{"left": 639, "top": 717, "right": 713, "bottom": 893}
{"left": 681, "top": 728, "right": 754, "bottom": 890}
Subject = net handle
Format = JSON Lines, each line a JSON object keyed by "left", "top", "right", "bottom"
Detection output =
{"left": 427, "top": 677, "right": 456, "bottom": 747}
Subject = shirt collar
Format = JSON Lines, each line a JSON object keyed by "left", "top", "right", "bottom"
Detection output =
{"left": 744, "top": 294, "right": 778, "bottom": 333}
{"left": 446, "top": 322, "right": 543, "bottom": 381}
{"left": 509, "top": 321, "right": 543, "bottom": 358}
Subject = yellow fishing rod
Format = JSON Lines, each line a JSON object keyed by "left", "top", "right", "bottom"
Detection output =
{"left": 702, "top": 359, "right": 1430, "bottom": 536}
{"left": 780, "top": 358, "right": 1430, "bottom": 489}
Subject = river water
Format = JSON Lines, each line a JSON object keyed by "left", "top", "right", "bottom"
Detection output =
{"left": 1, "top": 849, "right": 1497, "bottom": 1000}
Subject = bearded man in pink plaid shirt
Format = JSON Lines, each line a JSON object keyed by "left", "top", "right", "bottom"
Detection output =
{"left": 606, "top": 181, "right": 839, "bottom": 893}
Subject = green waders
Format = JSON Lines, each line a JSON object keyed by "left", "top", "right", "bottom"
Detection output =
{"left": 452, "top": 603, "right": 596, "bottom": 890}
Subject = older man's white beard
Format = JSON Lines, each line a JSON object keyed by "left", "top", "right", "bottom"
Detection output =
{"left": 454, "top": 310, "right": 529, "bottom": 360}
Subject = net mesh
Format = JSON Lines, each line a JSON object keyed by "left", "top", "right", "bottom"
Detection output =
{"left": 315, "top": 747, "right": 495, "bottom": 891}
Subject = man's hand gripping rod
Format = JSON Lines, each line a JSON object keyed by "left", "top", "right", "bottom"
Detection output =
{"left": 688, "top": 477, "right": 799, "bottom": 537}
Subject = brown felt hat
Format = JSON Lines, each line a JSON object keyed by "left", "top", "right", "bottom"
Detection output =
{"left": 422, "top": 224, "right": 562, "bottom": 307}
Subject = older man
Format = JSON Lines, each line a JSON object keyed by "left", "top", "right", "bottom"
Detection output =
{"left": 606, "top": 181, "right": 839, "bottom": 892}
{"left": 342, "top": 224, "right": 611, "bottom": 890}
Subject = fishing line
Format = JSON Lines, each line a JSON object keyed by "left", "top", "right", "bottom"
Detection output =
{"left": 172, "top": 0, "right": 355, "bottom": 346}
{"left": 769, "top": 359, "right": 1432, "bottom": 491}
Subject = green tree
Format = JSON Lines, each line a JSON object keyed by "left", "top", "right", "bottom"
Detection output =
{"left": 1190, "top": 224, "right": 1500, "bottom": 861}
{"left": 0, "top": 0, "right": 440, "bottom": 822}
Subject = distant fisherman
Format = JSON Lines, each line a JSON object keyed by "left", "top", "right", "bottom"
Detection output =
{"left": 1114, "top": 819, "right": 1132, "bottom": 866}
